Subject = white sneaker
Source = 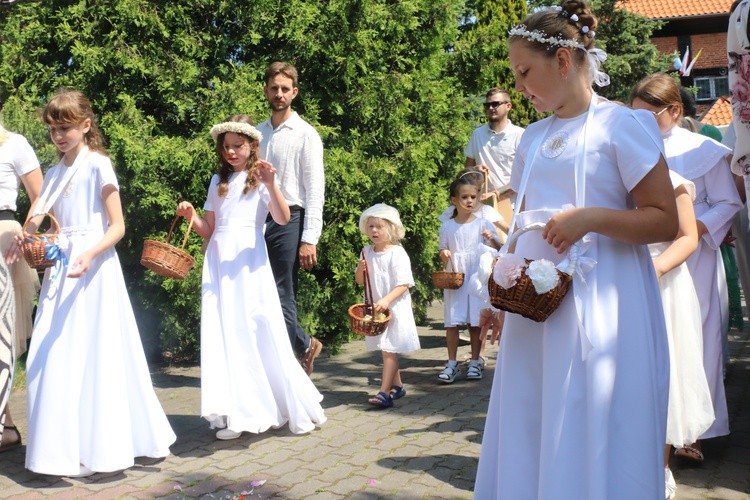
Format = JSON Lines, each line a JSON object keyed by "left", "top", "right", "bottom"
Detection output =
{"left": 67, "top": 464, "right": 95, "bottom": 478}
{"left": 665, "top": 467, "right": 677, "bottom": 500}
{"left": 216, "top": 429, "right": 242, "bottom": 440}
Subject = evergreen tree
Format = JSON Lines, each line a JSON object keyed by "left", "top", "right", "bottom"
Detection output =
{"left": 0, "top": 0, "right": 471, "bottom": 359}
{"left": 449, "top": 0, "right": 538, "bottom": 126}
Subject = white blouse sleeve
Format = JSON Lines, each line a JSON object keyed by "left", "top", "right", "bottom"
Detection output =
{"left": 696, "top": 158, "right": 743, "bottom": 249}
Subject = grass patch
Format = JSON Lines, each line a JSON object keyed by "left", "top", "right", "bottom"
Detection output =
{"left": 13, "top": 352, "right": 26, "bottom": 391}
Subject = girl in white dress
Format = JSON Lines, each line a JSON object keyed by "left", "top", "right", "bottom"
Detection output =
{"left": 23, "top": 89, "right": 176, "bottom": 477}
{"left": 648, "top": 171, "right": 715, "bottom": 499}
{"left": 474, "top": 2, "right": 679, "bottom": 499}
{"left": 631, "top": 73, "right": 742, "bottom": 463}
{"left": 176, "top": 115, "right": 326, "bottom": 440}
{"left": 437, "top": 175, "right": 500, "bottom": 384}
{"left": 355, "top": 203, "right": 420, "bottom": 408}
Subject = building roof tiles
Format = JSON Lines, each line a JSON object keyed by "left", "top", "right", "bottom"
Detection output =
{"left": 617, "top": 0, "right": 734, "bottom": 19}
{"left": 701, "top": 95, "right": 732, "bottom": 126}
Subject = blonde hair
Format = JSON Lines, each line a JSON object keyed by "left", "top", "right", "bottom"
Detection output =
{"left": 364, "top": 216, "right": 405, "bottom": 244}
{"left": 0, "top": 124, "right": 8, "bottom": 146}
{"left": 42, "top": 89, "right": 107, "bottom": 157}
{"left": 214, "top": 114, "right": 260, "bottom": 197}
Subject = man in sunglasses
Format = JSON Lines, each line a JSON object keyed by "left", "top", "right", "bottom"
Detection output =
{"left": 464, "top": 88, "right": 524, "bottom": 198}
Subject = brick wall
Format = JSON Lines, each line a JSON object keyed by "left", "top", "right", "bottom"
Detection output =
{"left": 653, "top": 36, "right": 678, "bottom": 55}
{"left": 651, "top": 34, "right": 727, "bottom": 70}
{"left": 691, "top": 33, "right": 728, "bottom": 69}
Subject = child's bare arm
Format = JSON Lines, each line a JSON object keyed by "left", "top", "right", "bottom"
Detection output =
{"left": 373, "top": 284, "right": 409, "bottom": 314}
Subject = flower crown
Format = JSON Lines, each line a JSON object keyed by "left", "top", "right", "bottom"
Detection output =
{"left": 209, "top": 121, "right": 263, "bottom": 143}
{"left": 508, "top": 25, "right": 585, "bottom": 49}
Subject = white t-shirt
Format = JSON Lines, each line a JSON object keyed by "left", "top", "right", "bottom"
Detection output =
{"left": 464, "top": 122, "right": 524, "bottom": 190}
{"left": 0, "top": 133, "right": 40, "bottom": 210}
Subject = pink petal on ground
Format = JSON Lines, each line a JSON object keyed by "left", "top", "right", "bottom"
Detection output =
{"left": 250, "top": 479, "right": 267, "bottom": 487}
{"left": 173, "top": 485, "right": 183, "bottom": 491}
{"left": 367, "top": 478, "right": 380, "bottom": 486}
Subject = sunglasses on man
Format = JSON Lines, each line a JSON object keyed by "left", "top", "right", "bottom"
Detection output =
{"left": 483, "top": 101, "right": 510, "bottom": 109}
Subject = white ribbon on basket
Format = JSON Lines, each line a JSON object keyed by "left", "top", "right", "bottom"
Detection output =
{"left": 500, "top": 95, "right": 600, "bottom": 359}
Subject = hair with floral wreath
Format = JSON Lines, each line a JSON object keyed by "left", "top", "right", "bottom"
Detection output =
{"left": 42, "top": 89, "right": 107, "bottom": 158}
{"left": 509, "top": 1, "right": 610, "bottom": 88}
{"left": 212, "top": 114, "right": 261, "bottom": 197}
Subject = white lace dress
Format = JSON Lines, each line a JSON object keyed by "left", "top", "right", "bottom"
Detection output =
{"left": 438, "top": 216, "right": 497, "bottom": 327}
{"left": 200, "top": 172, "right": 326, "bottom": 435}
{"left": 360, "top": 245, "right": 420, "bottom": 353}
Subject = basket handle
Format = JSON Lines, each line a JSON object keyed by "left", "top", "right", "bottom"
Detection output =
{"left": 22, "top": 212, "right": 61, "bottom": 237}
{"left": 502, "top": 222, "right": 581, "bottom": 276}
{"left": 443, "top": 255, "right": 457, "bottom": 273}
{"left": 166, "top": 215, "right": 194, "bottom": 251}
{"left": 361, "top": 249, "right": 375, "bottom": 308}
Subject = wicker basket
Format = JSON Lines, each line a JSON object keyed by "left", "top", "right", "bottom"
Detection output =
{"left": 21, "top": 213, "right": 61, "bottom": 270}
{"left": 432, "top": 257, "right": 464, "bottom": 289}
{"left": 488, "top": 223, "right": 577, "bottom": 322}
{"left": 348, "top": 249, "right": 392, "bottom": 336}
{"left": 141, "top": 216, "right": 195, "bottom": 280}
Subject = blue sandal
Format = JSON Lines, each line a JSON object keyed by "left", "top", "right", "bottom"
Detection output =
{"left": 389, "top": 385, "right": 406, "bottom": 400}
{"left": 368, "top": 391, "right": 394, "bottom": 408}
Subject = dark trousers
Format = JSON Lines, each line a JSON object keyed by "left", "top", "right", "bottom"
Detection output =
{"left": 265, "top": 209, "right": 310, "bottom": 357}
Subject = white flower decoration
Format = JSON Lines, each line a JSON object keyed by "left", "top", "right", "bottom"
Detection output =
{"left": 526, "top": 259, "right": 560, "bottom": 294}
{"left": 508, "top": 25, "right": 585, "bottom": 50}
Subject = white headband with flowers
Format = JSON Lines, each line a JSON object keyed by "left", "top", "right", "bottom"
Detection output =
{"left": 508, "top": 25, "right": 585, "bottom": 50}
{"left": 508, "top": 21, "right": 610, "bottom": 88}
{"left": 209, "top": 121, "right": 263, "bottom": 143}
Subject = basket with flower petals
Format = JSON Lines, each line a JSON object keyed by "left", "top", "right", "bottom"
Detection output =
{"left": 349, "top": 250, "right": 392, "bottom": 336}
{"left": 488, "top": 223, "right": 577, "bottom": 322}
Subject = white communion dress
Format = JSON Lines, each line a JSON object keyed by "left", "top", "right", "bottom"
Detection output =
{"left": 26, "top": 151, "right": 175, "bottom": 475}
{"left": 662, "top": 125, "right": 742, "bottom": 439}
{"left": 439, "top": 216, "right": 497, "bottom": 327}
{"left": 200, "top": 171, "right": 326, "bottom": 435}
{"left": 474, "top": 101, "right": 670, "bottom": 499}
{"left": 650, "top": 171, "right": 715, "bottom": 447}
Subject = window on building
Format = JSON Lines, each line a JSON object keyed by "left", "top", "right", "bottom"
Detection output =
{"left": 694, "top": 76, "right": 730, "bottom": 101}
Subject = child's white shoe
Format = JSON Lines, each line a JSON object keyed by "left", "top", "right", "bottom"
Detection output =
{"left": 216, "top": 429, "right": 242, "bottom": 440}
{"left": 437, "top": 363, "right": 459, "bottom": 384}
{"left": 466, "top": 359, "right": 483, "bottom": 380}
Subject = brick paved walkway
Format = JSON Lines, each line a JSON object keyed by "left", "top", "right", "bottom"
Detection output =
{"left": 0, "top": 303, "right": 748, "bottom": 499}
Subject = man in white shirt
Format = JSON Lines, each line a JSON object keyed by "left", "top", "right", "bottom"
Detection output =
{"left": 464, "top": 88, "right": 524, "bottom": 196}
{"left": 259, "top": 62, "right": 325, "bottom": 375}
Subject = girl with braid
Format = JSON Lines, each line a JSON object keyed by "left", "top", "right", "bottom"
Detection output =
{"left": 475, "top": 1, "right": 678, "bottom": 497}
{"left": 176, "top": 115, "right": 325, "bottom": 441}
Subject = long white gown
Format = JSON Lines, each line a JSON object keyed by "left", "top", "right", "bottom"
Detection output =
{"left": 200, "top": 172, "right": 326, "bottom": 435}
{"left": 26, "top": 152, "right": 175, "bottom": 475}
{"left": 475, "top": 101, "right": 670, "bottom": 499}
{"left": 662, "top": 126, "right": 742, "bottom": 439}
{"left": 651, "top": 171, "right": 715, "bottom": 447}
{"left": 360, "top": 244, "right": 420, "bottom": 353}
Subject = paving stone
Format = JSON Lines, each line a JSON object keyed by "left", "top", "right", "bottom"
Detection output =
{"left": 2, "top": 302, "right": 749, "bottom": 498}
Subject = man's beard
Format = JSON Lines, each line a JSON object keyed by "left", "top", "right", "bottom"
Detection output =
{"left": 270, "top": 101, "right": 291, "bottom": 112}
